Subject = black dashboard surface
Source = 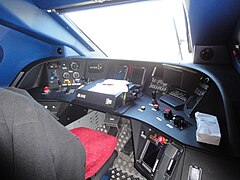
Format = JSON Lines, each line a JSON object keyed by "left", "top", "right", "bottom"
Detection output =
{"left": 14, "top": 57, "right": 240, "bottom": 159}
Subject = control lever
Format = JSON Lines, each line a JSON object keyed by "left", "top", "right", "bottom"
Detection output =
{"left": 80, "top": 77, "right": 87, "bottom": 85}
{"left": 152, "top": 91, "right": 160, "bottom": 110}
{"left": 152, "top": 91, "right": 157, "bottom": 104}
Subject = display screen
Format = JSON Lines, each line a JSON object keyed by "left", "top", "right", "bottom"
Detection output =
{"left": 181, "top": 71, "right": 199, "bottom": 92}
{"left": 163, "top": 67, "right": 182, "bottom": 88}
{"left": 163, "top": 66, "right": 200, "bottom": 93}
{"left": 143, "top": 141, "right": 160, "bottom": 170}
{"left": 131, "top": 67, "right": 146, "bottom": 85}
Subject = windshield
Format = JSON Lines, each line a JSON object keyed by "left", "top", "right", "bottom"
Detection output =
{"left": 65, "top": 0, "right": 191, "bottom": 63}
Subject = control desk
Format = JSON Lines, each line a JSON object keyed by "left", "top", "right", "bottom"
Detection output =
{"left": 13, "top": 57, "right": 240, "bottom": 180}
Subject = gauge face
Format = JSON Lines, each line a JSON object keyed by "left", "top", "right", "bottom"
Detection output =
{"left": 70, "top": 61, "right": 80, "bottom": 71}
{"left": 62, "top": 72, "right": 70, "bottom": 79}
{"left": 73, "top": 72, "right": 80, "bottom": 79}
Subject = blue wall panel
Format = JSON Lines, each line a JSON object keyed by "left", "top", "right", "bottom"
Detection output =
{"left": 33, "top": 0, "right": 89, "bottom": 9}
{"left": 0, "top": 0, "right": 101, "bottom": 57}
{"left": 0, "top": 25, "right": 57, "bottom": 87}
{"left": 187, "top": 0, "right": 240, "bottom": 45}
{"left": 0, "top": 0, "right": 106, "bottom": 87}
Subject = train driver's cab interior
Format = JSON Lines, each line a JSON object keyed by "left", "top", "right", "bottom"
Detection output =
{"left": 0, "top": 0, "right": 240, "bottom": 179}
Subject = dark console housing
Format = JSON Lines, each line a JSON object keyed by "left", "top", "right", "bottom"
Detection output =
{"left": 12, "top": 57, "right": 240, "bottom": 180}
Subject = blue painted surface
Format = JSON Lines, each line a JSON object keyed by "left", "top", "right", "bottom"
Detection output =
{"left": 50, "top": 13, "right": 95, "bottom": 52}
{"left": 0, "top": 0, "right": 84, "bottom": 55}
{"left": 32, "top": 0, "right": 143, "bottom": 10}
{"left": 0, "top": 24, "right": 58, "bottom": 87}
{"left": 187, "top": 0, "right": 240, "bottom": 45}
{"left": 0, "top": 45, "right": 3, "bottom": 64}
{"left": 0, "top": 0, "right": 105, "bottom": 56}
{"left": 33, "top": 0, "right": 89, "bottom": 9}
{"left": 0, "top": 0, "right": 105, "bottom": 87}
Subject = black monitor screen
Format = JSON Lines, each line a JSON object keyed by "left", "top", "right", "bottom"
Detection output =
{"left": 143, "top": 141, "right": 160, "bottom": 169}
{"left": 181, "top": 71, "right": 200, "bottom": 92}
{"left": 163, "top": 67, "right": 182, "bottom": 88}
{"left": 131, "top": 67, "right": 146, "bottom": 85}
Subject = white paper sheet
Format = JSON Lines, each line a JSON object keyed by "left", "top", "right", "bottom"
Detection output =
{"left": 88, "top": 79, "right": 129, "bottom": 95}
{"left": 195, "top": 112, "right": 221, "bottom": 146}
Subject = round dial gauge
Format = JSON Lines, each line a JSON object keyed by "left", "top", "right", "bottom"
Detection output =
{"left": 70, "top": 61, "right": 80, "bottom": 71}
{"left": 62, "top": 72, "right": 70, "bottom": 79}
{"left": 73, "top": 72, "right": 80, "bottom": 79}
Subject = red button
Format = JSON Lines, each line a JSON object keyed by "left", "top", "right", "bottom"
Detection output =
{"left": 165, "top": 109, "right": 171, "bottom": 112}
{"left": 158, "top": 136, "right": 165, "bottom": 144}
{"left": 153, "top": 103, "right": 160, "bottom": 110}
{"left": 43, "top": 86, "right": 50, "bottom": 93}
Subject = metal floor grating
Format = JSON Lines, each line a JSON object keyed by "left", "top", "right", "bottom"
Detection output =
{"left": 97, "top": 117, "right": 146, "bottom": 180}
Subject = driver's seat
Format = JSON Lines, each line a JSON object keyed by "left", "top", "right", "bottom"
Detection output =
{"left": 0, "top": 87, "right": 117, "bottom": 179}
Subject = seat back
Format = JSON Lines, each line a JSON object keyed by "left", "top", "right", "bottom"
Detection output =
{"left": 0, "top": 88, "right": 86, "bottom": 179}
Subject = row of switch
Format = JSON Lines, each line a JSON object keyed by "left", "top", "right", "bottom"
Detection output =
{"left": 140, "top": 102, "right": 186, "bottom": 129}
{"left": 42, "top": 86, "right": 76, "bottom": 95}
{"left": 151, "top": 91, "right": 186, "bottom": 128}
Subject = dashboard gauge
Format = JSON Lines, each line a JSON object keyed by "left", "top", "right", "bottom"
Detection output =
{"left": 70, "top": 61, "right": 80, "bottom": 71}
{"left": 73, "top": 72, "right": 80, "bottom": 79}
{"left": 62, "top": 72, "right": 70, "bottom": 79}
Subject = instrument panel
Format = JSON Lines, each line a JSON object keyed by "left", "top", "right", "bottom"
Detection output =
{"left": 17, "top": 57, "right": 214, "bottom": 120}
{"left": 47, "top": 60, "right": 85, "bottom": 88}
{"left": 13, "top": 57, "right": 240, "bottom": 179}
{"left": 15, "top": 57, "right": 230, "bottom": 153}
{"left": 45, "top": 59, "right": 151, "bottom": 91}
